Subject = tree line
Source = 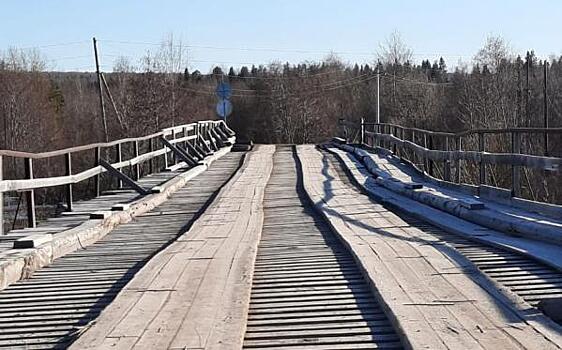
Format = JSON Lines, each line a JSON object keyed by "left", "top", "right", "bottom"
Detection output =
{"left": 0, "top": 34, "right": 560, "bottom": 204}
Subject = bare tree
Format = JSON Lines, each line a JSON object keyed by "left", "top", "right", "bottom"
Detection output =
{"left": 377, "top": 30, "right": 413, "bottom": 66}
{"left": 474, "top": 35, "right": 512, "bottom": 72}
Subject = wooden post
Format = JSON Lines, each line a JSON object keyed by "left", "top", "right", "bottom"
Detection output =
{"left": 511, "top": 132, "right": 521, "bottom": 197}
{"left": 392, "top": 126, "right": 398, "bottom": 155}
{"left": 423, "top": 133, "right": 428, "bottom": 174}
{"left": 0, "top": 155, "right": 3, "bottom": 235}
{"left": 478, "top": 132, "right": 486, "bottom": 186}
{"left": 133, "top": 140, "right": 140, "bottom": 180}
{"left": 94, "top": 147, "right": 101, "bottom": 197}
{"left": 149, "top": 138, "right": 155, "bottom": 174}
{"left": 360, "top": 118, "right": 365, "bottom": 145}
{"left": 163, "top": 135, "right": 169, "bottom": 170}
{"left": 65, "top": 153, "right": 73, "bottom": 211}
{"left": 24, "top": 158, "right": 36, "bottom": 228}
{"left": 93, "top": 37, "right": 108, "bottom": 142}
{"left": 428, "top": 134, "right": 434, "bottom": 176}
{"left": 456, "top": 136, "right": 462, "bottom": 183}
{"left": 170, "top": 129, "right": 177, "bottom": 165}
{"left": 115, "top": 143, "right": 122, "bottom": 188}
{"left": 444, "top": 136, "right": 451, "bottom": 181}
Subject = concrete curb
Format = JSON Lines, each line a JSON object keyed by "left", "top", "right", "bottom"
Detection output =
{"left": 335, "top": 144, "right": 562, "bottom": 245}
{"left": 0, "top": 146, "right": 232, "bottom": 291}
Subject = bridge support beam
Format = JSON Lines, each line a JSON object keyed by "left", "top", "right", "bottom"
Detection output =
{"left": 99, "top": 160, "right": 149, "bottom": 195}
{"left": 160, "top": 137, "right": 199, "bottom": 167}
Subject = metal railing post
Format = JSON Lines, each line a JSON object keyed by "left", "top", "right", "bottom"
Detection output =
{"left": 24, "top": 158, "right": 36, "bottom": 228}
{"left": 65, "top": 153, "right": 73, "bottom": 211}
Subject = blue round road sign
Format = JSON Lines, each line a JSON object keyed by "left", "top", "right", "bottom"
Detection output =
{"left": 216, "top": 82, "right": 232, "bottom": 100}
{"left": 216, "top": 99, "right": 233, "bottom": 118}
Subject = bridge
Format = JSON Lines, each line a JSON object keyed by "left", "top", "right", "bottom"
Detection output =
{"left": 0, "top": 120, "right": 561, "bottom": 349}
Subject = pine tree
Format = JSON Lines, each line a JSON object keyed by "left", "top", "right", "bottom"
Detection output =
{"left": 228, "top": 67, "right": 236, "bottom": 78}
{"left": 239, "top": 66, "right": 250, "bottom": 78}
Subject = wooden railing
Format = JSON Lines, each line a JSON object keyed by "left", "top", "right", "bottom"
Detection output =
{"left": 352, "top": 119, "right": 562, "bottom": 202}
{"left": 0, "top": 120, "right": 235, "bottom": 234}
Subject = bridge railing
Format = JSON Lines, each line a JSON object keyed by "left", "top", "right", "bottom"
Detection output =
{"left": 352, "top": 119, "right": 562, "bottom": 204}
{"left": 0, "top": 120, "right": 235, "bottom": 234}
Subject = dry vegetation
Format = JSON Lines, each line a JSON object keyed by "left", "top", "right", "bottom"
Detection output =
{"left": 1, "top": 34, "right": 561, "bottom": 204}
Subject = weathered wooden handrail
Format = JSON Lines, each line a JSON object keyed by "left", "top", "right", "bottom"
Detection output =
{"left": 0, "top": 119, "right": 235, "bottom": 234}
{"left": 365, "top": 132, "right": 561, "bottom": 171}
{"left": 355, "top": 120, "right": 561, "bottom": 202}
{"left": 363, "top": 122, "right": 562, "bottom": 137}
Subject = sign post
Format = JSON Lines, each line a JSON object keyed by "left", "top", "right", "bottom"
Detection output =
{"left": 215, "top": 82, "right": 233, "bottom": 123}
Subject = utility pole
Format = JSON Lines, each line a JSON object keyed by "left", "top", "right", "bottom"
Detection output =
{"left": 376, "top": 63, "right": 380, "bottom": 124}
{"left": 525, "top": 54, "right": 530, "bottom": 125}
{"left": 93, "top": 37, "right": 108, "bottom": 142}
{"left": 543, "top": 61, "right": 549, "bottom": 156}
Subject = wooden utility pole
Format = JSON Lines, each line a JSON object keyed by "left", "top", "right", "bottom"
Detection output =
{"left": 376, "top": 63, "right": 380, "bottom": 124}
{"left": 525, "top": 56, "right": 530, "bottom": 125}
{"left": 93, "top": 37, "right": 108, "bottom": 142}
{"left": 543, "top": 61, "right": 549, "bottom": 156}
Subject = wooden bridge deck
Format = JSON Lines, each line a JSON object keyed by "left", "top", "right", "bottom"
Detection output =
{"left": 1, "top": 144, "right": 562, "bottom": 349}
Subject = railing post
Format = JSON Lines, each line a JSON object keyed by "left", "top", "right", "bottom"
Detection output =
{"left": 148, "top": 138, "right": 155, "bottom": 174}
{"left": 24, "top": 158, "right": 36, "bottom": 228}
{"left": 65, "top": 153, "right": 73, "bottom": 211}
{"left": 392, "top": 126, "right": 398, "bottom": 155}
{"left": 478, "top": 132, "right": 486, "bottom": 186}
{"left": 360, "top": 118, "right": 365, "bottom": 145}
{"left": 0, "top": 155, "right": 3, "bottom": 235}
{"left": 115, "top": 143, "right": 122, "bottom": 189}
{"left": 133, "top": 140, "right": 140, "bottom": 180}
{"left": 423, "top": 133, "right": 428, "bottom": 174}
{"left": 456, "top": 136, "right": 462, "bottom": 183}
{"left": 94, "top": 147, "right": 101, "bottom": 197}
{"left": 428, "top": 134, "right": 434, "bottom": 176}
{"left": 163, "top": 134, "right": 169, "bottom": 169}
{"left": 511, "top": 131, "right": 521, "bottom": 197}
{"left": 170, "top": 129, "right": 177, "bottom": 165}
{"left": 444, "top": 136, "right": 451, "bottom": 181}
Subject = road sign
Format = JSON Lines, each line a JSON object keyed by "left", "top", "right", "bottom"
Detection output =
{"left": 216, "top": 99, "right": 233, "bottom": 118}
{"left": 215, "top": 82, "right": 232, "bottom": 100}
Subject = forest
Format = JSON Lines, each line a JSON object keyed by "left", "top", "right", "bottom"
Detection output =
{"left": 1, "top": 34, "right": 560, "bottom": 205}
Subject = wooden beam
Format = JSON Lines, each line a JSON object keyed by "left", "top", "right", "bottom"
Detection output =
{"left": 133, "top": 140, "right": 140, "bottom": 181}
{"left": 512, "top": 132, "right": 521, "bottom": 198}
{"left": 24, "top": 158, "right": 36, "bottom": 228}
{"left": 65, "top": 153, "right": 73, "bottom": 211}
{"left": 99, "top": 160, "right": 149, "bottom": 195}
{"left": 184, "top": 140, "right": 205, "bottom": 160}
{"left": 160, "top": 137, "right": 198, "bottom": 167}
{"left": 115, "top": 143, "right": 123, "bottom": 189}
{"left": 94, "top": 147, "right": 101, "bottom": 197}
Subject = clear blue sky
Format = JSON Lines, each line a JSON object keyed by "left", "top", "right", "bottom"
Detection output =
{"left": 1, "top": 0, "right": 560, "bottom": 72}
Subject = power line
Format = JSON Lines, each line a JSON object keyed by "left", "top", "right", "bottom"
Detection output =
{"left": 100, "top": 39, "right": 375, "bottom": 56}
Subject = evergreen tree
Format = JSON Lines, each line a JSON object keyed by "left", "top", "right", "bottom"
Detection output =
{"left": 239, "top": 66, "right": 250, "bottom": 78}
{"left": 212, "top": 66, "right": 224, "bottom": 76}
{"left": 228, "top": 66, "right": 236, "bottom": 78}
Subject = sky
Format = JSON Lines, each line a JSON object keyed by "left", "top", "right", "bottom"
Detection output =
{"left": 1, "top": 0, "right": 561, "bottom": 72}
